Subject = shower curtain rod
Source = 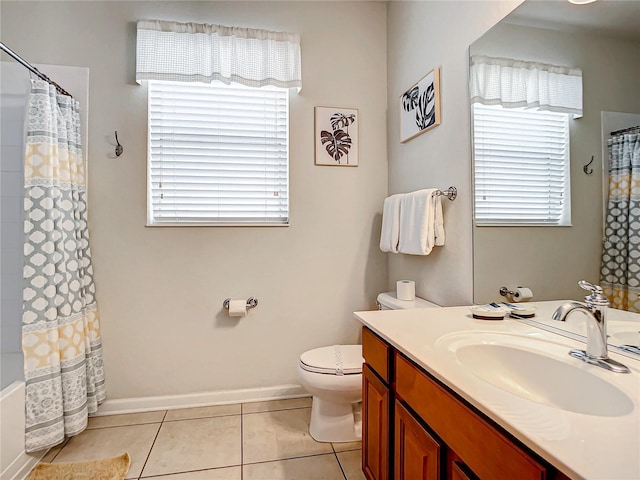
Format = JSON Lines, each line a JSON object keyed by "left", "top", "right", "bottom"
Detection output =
{"left": 611, "top": 125, "right": 640, "bottom": 136}
{"left": 0, "top": 41, "right": 72, "bottom": 98}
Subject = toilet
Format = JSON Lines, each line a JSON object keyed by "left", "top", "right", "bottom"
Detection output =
{"left": 297, "top": 291, "right": 439, "bottom": 442}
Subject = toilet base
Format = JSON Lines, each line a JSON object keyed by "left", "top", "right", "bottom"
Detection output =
{"left": 309, "top": 397, "right": 362, "bottom": 443}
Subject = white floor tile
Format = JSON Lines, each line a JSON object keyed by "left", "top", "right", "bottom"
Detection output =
{"left": 142, "top": 416, "right": 241, "bottom": 477}
{"left": 88, "top": 411, "right": 166, "bottom": 429}
{"left": 33, "top": 400, "right": 366, "bottom": 480}
{"left": 53, "top": 423, "right": 160, "bottom": 479}
{"left": 142, "top": 465, "right": 241, "bottom": 479}
{"left": 337, "top": 450, "right": 366, "bottom": 480}
{"left": 242, "top": 397, "right": 312, "bottom": 414}
{"left": 243, "top": 453, "right": 345, "bottom": 480}
{"left": 243, "top": 407, "right": 333, "bottom": 464}
{"left": 164, "top": 404, "right": 240, "bottom": 422}
{"left": 332, "top": 441, "right": 361, "bottom": 453}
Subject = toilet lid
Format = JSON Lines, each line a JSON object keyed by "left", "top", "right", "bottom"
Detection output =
{"left": 300, "top": 345, "right": 363, "bottom": 375}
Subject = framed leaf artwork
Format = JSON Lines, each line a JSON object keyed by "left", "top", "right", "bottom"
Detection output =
{"left": 315, "top": 106, "right": 359, "bottom": 167}
{"left": 400, "top": 67, "right": 441, "bottom": 143}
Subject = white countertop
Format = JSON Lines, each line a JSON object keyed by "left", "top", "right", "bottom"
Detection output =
{"left": 354, "top": 301, "right": 640, "bottom": 480}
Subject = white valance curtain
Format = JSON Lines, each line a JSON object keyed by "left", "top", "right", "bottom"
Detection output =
{"left": 469, "top": 55, "right": 582, "bottom": 116}
{"left": 136, "top": 20, "right": 302, "bottom": 91}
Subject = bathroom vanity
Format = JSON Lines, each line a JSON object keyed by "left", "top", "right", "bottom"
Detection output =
{"left": 355, "top": 301, "right": 640, "bottom": 480}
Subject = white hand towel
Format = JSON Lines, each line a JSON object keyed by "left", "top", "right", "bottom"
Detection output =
{"left": 398, "top": 189, "right": 439, "bottom": 255}
{"left": 380, "top": 193, "right": 403, "bottom": 253}
{"left": 434, "top": 195, "right": 445, "bottom": 246}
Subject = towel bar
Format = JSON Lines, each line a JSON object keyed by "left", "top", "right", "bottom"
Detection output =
{"left": 434, "top": 186, "right": 457, "bottom": 201}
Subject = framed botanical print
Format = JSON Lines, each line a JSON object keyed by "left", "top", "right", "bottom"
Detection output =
{"left": 400, "top": 67, "right": 441, "bottom": 142}
{"left": 315, "top": 106, "right": 359, "bottom": 166}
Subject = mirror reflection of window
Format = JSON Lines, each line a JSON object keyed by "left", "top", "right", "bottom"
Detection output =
{"left": 473, "top": 104, "right": 570, "bottom": 226}
{"left": 470, "top": 55, "right": 582, "bottom": 227}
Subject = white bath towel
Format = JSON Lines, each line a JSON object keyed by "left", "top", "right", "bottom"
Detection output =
{"left": 379, "top": 193, "right": 403, "bottom": 253}
{"left": 398, "top": 189, "right": 444, "bottom": 255}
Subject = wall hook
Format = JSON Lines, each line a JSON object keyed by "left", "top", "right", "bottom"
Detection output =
{"left": 115, "top": 131, "right": 123, "bottom": 157}
{"left": 583, "top": 155, "right": 594, "bottom": 175}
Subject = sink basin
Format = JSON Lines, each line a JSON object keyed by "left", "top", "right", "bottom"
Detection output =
{"left": 609, "top": 329, "right": 640, "bottom": 347}
{"left": 444, "top": 335, "right": 634, "bottom": 417}
{"left": 564, "top": 317, "right": 640, "bottom": 348}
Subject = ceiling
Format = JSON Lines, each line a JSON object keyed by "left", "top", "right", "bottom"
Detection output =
{"left": 505, "top": 0, "right": 640, "bottom": 43}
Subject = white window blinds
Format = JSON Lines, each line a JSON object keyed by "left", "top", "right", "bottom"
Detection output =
{"left": 147, "top": 81, "right": 289, "bottom": 226}
{"left": 473, "top": 103, "right": 571, "bottom": 226}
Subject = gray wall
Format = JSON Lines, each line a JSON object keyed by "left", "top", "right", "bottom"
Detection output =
{"left": 386, "top": 0, "right": 522, "bottom": 307}
{"left": 471, "top": 23, "right": 640, "bottom": 304}
{"left": 0, "top": 1, "right": 389, "bottom": 399}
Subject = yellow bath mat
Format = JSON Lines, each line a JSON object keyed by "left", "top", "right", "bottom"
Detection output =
{"left": 27, "top": 452, "right": 130, "bottom": 480}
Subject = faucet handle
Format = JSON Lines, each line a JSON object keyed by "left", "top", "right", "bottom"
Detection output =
{"left": 578, "top": 280, "right": 609, "bottom": 306}
{"left": 578, "top": 280, "right": 602, "bottom": 293}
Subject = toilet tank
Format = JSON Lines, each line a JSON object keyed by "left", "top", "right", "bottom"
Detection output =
{"left": 376, "top": 292, "right": 440, "bottom": 310}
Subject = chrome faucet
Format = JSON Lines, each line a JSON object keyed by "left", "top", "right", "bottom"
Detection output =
{"left": 552, "top": 280, "right": 630, "bottom": 374}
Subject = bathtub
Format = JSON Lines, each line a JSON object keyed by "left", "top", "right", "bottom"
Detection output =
{"left": 0, "top": 355, "right": 44, "bottom": 480}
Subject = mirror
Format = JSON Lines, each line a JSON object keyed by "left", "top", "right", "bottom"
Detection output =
{"left": 470, "top": 1, "right": 640, "bottom": 351}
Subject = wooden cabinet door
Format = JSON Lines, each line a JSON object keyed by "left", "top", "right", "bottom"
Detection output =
{"left": 447, "top": 451, "right": 477, "bottom": 480}
{"left": 395, "top": 401, "right": 441, "bottom": 480}
{"left": 362, "top": 364, "right": 389, "bottom": 480}
{"left": 451, "top": 462, "right": 474, "bottom": 480}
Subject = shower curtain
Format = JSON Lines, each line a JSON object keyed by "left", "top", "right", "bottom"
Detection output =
{"left": 21, "top": 80, "right": 105, "bottom": 452}
{"left": 600, "top": 130, "right": 640, "bottom": 312}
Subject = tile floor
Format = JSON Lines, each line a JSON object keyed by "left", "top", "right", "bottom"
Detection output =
{"left": 40, "top": 397, "right": 365, "bottom": 480}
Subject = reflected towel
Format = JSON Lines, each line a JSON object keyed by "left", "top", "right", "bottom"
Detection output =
{"left": 398, "top": 189, "right": 444, "bottom": 255}
{"left": 380, "top": 194, "right": 403, "bottom": 253}
{"left": 434, "top": 193, "right": 445, "bottom": 246}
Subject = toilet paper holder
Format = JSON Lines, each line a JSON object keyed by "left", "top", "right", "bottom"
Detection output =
{"left": 499, "top": 286, "right": 533, "bottom": 302}
{"left": 223, "top": 297, "right": 258, "bottom": 310}
{"left": 499, "top": 287, "right": 516, "bottom": 298}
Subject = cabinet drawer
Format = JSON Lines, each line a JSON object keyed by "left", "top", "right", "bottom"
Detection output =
{"left": 395, "top": 353, "right": 547, "bottom": 480}
{"left": 362, "top": 327, "right": 389, "bottom": 383}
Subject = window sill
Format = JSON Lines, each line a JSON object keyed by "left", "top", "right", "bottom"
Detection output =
{"left": 146, "top": 222, "right": 290, "bottom": 228}
{"left": 475, "top": 223, "right": 573, "bottom": 227}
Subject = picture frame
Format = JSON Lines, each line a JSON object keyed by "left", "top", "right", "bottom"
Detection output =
{"left": 314, "top": 106, "right": 359, "bottom": 167}
{"left": 399, "top": 67, "right": 441, "bottom": 143}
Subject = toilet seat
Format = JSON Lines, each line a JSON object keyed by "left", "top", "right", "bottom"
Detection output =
{"left": 299, "top": 345, "right": 363, "bottom": 375}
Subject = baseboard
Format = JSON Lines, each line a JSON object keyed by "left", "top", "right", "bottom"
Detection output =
{"left": 94, "top": 383, "right": 309, "bottom": 416}
{"left": 2, "top": 449, "right": 46, "bottom": 480}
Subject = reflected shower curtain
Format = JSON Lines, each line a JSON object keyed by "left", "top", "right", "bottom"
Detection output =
{"left": 600, "top": 130, "right": 640, "bottom": 312}
{"left": 22, "top": 80, "right": 105, "bottom": 452}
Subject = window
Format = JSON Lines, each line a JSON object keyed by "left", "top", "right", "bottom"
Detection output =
{"left": 147, "top": 80, "right": 289, "bottom": 226}
{"left": 473, "top": 103, "right": 571, "bottom": 226}
{"left": 136, "top": 19, "right": 301, "bottom": 226}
